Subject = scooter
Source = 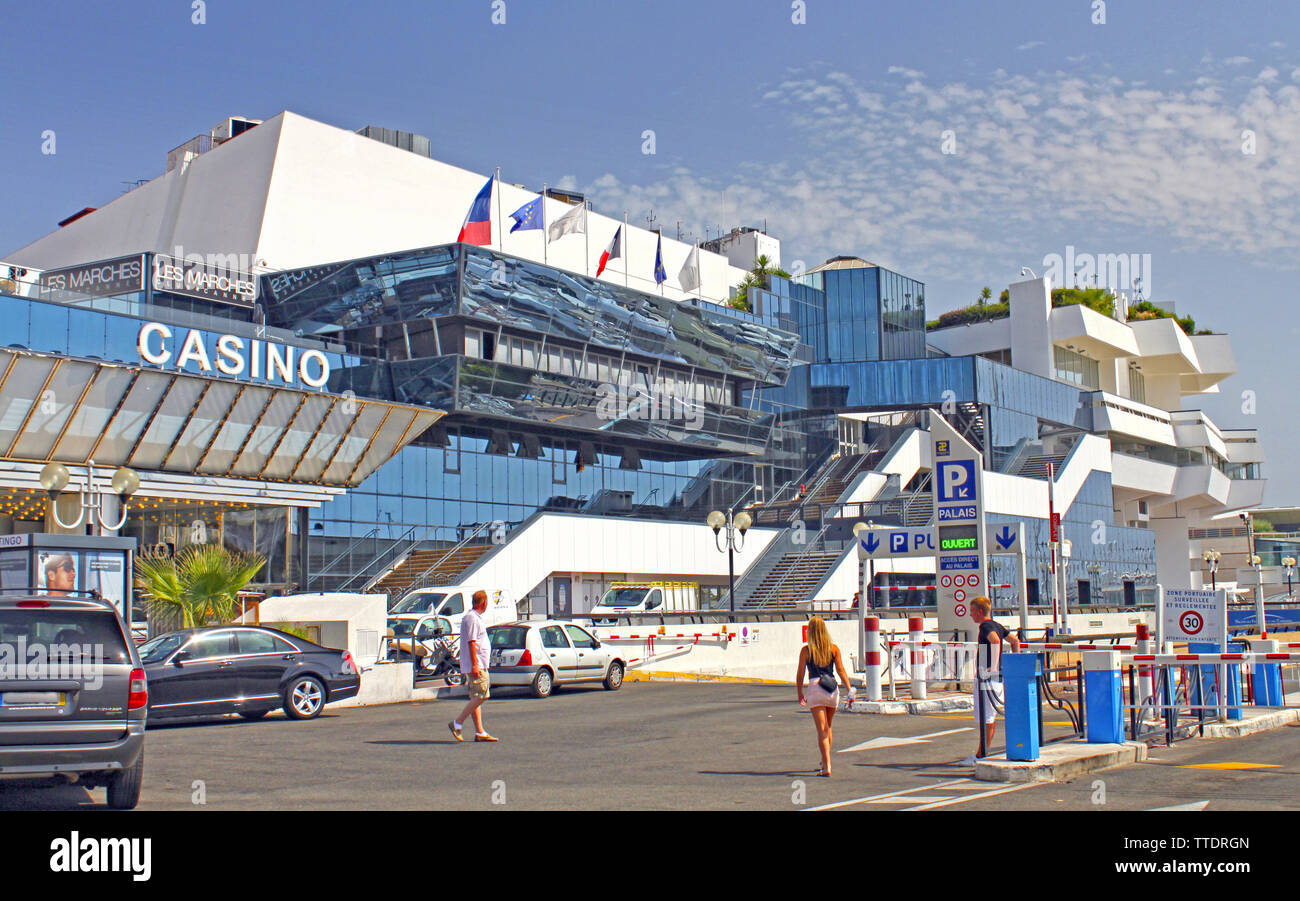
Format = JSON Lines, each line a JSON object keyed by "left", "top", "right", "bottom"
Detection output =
{"left": 415, "top": 627, "right": 466, "bottom": 686}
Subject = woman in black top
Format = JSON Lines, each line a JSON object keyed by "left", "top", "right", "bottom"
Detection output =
{"left": 796, "top": 616, "right": 854, "bottom": 776}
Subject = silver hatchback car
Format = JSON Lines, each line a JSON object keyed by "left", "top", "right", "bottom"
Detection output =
{"left": 487, "top": 621, "right": 626, "bottom": 698}
{"left": 0, "top": 594, "right": 147, "bottom": 809}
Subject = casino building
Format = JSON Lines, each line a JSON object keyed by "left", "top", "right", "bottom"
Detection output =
{"left": 0, "top": 110, "right": 1266, "bottom": 617}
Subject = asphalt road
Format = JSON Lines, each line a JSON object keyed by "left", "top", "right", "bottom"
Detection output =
{"left": 2, "top": 682, "right": 1298, "bottom": 811}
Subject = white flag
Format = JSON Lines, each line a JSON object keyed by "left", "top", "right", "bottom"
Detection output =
{"left": 547, "top": 202, "right": 585, "bottom": 243}
{"left": 678, "top": 244, "right": 701, "bottom": 293}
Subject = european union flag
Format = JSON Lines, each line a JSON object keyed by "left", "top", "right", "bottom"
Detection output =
{"left": 653, "top": 234, "right": 667, "bottom": 284}
{"left": 509, "top": 196, "right": 543, "bottom": 233}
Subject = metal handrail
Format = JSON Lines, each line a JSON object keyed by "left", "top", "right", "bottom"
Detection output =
{"left": 375, "top": 520, "right": 496, "bottom": 598}
{"left": 335, "top": 525, "right": 423, "bottom": 593}
{"left": 312, "top": 527, "right": 379, "bottom": 585}
{"left": 748, "top": 443, "right": 881, "bottom": 609}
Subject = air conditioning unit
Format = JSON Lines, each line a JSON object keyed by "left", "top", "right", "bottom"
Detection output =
{"left": 210, "top": 116, "right": 262, "bottom": 144}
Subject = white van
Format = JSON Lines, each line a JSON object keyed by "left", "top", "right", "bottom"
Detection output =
{"left": 387, "top": 586, "right": 515, "bottom": 638}
{"left": 589, "top": 581, "right": 699, "bottom": 623}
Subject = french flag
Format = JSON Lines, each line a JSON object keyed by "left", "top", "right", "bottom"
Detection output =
{"left": 457, "top": 176, "right": 494, "bottom": 245}
{"left": 596, "top": 225, "right": 622, "bottom": 277}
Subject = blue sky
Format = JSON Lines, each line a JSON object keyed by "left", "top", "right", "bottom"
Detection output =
{"left": 2, "top": 0, "right": 1297, "bottom": 502}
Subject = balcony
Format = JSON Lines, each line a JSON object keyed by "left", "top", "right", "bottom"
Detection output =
{"left": 1085, "top": 390, "right": 1175, "bottom": 446}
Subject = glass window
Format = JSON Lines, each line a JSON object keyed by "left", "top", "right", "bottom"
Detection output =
{"left": 540, "top": 625, "right": 570, "bottom": 649}
{"left": 563, "top": 624, "right": 599, "bottom": 648}
{"left": 237, "top": 630, "right": 296, "bottom": 654}
{"left": 185, "top": 632, "right": 235, "bottom": 660}
{"left": 441, "top": 593, "right": 464, "bottom": 615}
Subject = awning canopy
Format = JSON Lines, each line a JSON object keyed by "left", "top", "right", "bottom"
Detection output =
{"left": 0, "top": 347, "right": 443, "bottom": 487}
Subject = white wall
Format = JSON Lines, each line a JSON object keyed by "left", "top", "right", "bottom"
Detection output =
{"left": 7, "top": 111, "right": 758, "bottom": 306}
{"left": 459, "top": 513, "right": 779, "bottom": 606}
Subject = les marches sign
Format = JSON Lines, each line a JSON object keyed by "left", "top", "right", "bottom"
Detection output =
{"left": 39, "top": 254, "right": 145, "bottom": 298}
{"left": 151, "top": 254, "right": 258, "bottom": 306}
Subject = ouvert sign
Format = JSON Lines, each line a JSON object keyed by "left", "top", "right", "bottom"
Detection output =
{"left": 136, "top": 322, "right": 331, "bottom": 390}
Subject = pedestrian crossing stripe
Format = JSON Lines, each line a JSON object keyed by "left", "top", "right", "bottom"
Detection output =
{"left": 1178, "top": 762, "right": 1279, "bottom": 770}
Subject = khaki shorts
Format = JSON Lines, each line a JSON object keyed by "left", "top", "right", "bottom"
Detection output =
{"left": 469, "top": 672, "right": 491, "bottom": 700}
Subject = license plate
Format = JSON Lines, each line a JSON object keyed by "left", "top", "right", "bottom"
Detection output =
{"left": 0, "top": 691, "right": 66, "bottom": 707}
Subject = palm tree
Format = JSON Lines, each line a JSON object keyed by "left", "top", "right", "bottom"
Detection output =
{"left": 978, "top": 286, "right": 992, "bottom": 307}
{"left": 136, "top": 544, "right": 267, "bottom": 630}
{"left": 731, "top": 254, "right": 792, "bottom": 312}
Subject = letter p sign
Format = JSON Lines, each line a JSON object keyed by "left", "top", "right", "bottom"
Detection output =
{"left": 937, "top": 461, "right": 977, "bottom": 502}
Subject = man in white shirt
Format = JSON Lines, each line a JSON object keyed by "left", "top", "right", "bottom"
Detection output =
{"left": 449, "top": 590, "right": 498, "bottom": 742}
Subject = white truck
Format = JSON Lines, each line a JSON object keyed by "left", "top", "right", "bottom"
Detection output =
{"left": 588, "top": 581, "right": 700, "bottom": 623}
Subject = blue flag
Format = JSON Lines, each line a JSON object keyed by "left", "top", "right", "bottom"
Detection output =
{"left": 509, "top": 196, "right": 543, "bottom": 233}
{"left": 653, "top": 234, "right": 667, "bottom": 285}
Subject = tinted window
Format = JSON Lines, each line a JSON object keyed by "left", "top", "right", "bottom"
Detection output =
{"left": 139, "top": 632, "right": 187, "bottom": 664}
{"left": 442, "top": 593, "right": 464, "bottom": 616}
{"left": 539, "top": 626, "right": 570, "bottom": 649}
{"left": 186, "top": 632, "right": 234, "bottom": 659}
{"left": 415, "top": 617, "right": 451, "bottom": 640}
{"left": 0, "top": 609, "right": 130, "bottom": 665}
{"left": 488, "top": 626, "right": 528, "bottom": 650}
{"left": 564, "top": 625, "right": 599, "bottom": 649}
{"left": 237, "top": 631, "right": 295, "bottom": 654}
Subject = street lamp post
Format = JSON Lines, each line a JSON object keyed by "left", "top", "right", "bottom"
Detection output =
{"left": 1202, "top": 548, "right": 1221, "bottom": 591}
{"left": 1283, "top": 556, "right": 1296, "bottom": 601}
{"left": 708, "top": 509, "right": 752, "bottom": 613}
{"left": 39, "top": 461, "right": 141, "bottom": 534}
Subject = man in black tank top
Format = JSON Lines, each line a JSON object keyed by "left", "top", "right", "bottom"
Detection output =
{"left": 964, "top": 596, "right": 1020, "bottom": 764}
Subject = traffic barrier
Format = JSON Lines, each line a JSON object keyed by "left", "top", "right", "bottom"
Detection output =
{"left": 908, "top": 617, "right": 926, "bottom": 700}
{"left": 1136, "top": 623, "right": 1155, "bottom": 712}
{"left": 1249, "top": 639, "right": 1284, "bottom": 706}
{"left": 1084, "top": 651, "right": 1124, "bottom": 743}
{"left": 1003, "top": 653, "right": 1041, "bottom": 760}
{"left": 865, "top": 616, "right": 882, "bottom": 701}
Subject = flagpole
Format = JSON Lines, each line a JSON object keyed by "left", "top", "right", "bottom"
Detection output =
{"left": 494, "top": 167, "right": 502, "bottom": 251}
{"left": 623, "top": 212, "right": 629, "bottom": 288}
{"left": 697, "top": 240, "right": 703, "bottom": 302}
{"left": 542, "top": 183, "right": 548, "bottom": 266}
{"left": 584, "top": 201, "right": 590, "bottom": 277}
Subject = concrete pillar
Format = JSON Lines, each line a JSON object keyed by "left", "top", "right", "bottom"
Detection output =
{"left": 908, "top": 616, "right": 926, "bottom": 700}
{"left": 864, "top": 616, "right": 882, "bottom": 701}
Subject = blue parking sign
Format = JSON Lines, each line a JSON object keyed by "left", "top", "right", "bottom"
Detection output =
{"left": 937, "top": 460, "right": 977, "bottom": 502}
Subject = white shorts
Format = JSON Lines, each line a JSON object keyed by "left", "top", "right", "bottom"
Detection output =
{"left": 975, "top": 681, "right": 1003, "bottom": 724}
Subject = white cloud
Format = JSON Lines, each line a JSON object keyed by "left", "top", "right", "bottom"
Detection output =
{"left": 578, "top": 65, "right": 1300, "bottom": 282}
{"left": 1017, "top": 41, "right": 1045, "bottom": 51}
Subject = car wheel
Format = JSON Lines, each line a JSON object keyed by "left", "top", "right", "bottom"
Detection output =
{"left": 531, "top": 667, "right": 554, "bottom": 698}
{"left": 106, "top": 752, "right": 144, "bottom": 810}
{"left": 603, "top": 661, "right": 625, "bottom": 691}
{"left": 237, "top": 709, "right": 269, "bottom": 721}
{"left": 284, "top": 675, "right": 326, "bottom": 720}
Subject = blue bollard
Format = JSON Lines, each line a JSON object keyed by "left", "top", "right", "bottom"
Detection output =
{"left": 1003, "top": 653, "right": 1041, "bottom": 761}
{"left": 1083, "top": 651, "right": 1124, "bottom": 743}
{"left": 1249, "top": 639, "right": 1284, "bottom": 707}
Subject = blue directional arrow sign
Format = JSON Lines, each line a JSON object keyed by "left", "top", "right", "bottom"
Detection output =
{"left": 985, "top": 523, "right": 1023, "bottom": 555}
{"left": 858, "top": 529, "right": 936, "bottom": 559}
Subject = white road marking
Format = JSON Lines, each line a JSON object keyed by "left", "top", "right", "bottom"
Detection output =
{"left": 1146, "top": 800, "right": 1210, "bottom": 811}
{"left": 902, "top": 781, "right": 1041, "bottom": 810}
{"left": 867, "top": 795, "right": 954, "bottom": 804}
{"left": 838, "top": 727, "right": 972, "bottom": 753}
{"left": 804, "top": 778, "right": 973, "bottom": 811}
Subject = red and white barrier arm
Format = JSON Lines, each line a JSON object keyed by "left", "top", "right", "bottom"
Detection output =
{"left": 1127, "top": 652, "right": 1300, "bottom": 665}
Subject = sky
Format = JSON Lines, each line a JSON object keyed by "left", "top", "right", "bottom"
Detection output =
{"left": 1, "top": 0, "right": 1296, "bottom": 502}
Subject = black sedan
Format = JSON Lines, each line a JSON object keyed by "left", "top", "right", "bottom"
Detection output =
{"left": 137, "top": 626, "right": 361, "bottom": 722}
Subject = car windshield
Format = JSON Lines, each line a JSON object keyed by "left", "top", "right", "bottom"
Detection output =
{"left": 488, "top": 626, "right": 529, "bottom": 650}
{"left": 598, "top": 588, "right": 648, "bottom": 608}
{"left": 138, "top": 632, "right": 188, "bottom": 663}
{"left": 392, "top": 592, "right": 446, "bottom": 614}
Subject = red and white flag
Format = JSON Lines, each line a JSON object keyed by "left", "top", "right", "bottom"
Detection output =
{"left": 596, "top": 225, "right": 622, "bottom": 277}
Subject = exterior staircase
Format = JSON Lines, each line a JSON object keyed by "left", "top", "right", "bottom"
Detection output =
{"left": 741, "top": 549, "right": 846, "bottom": 608}
{"left": 368, "top": 543, "right": 495, "bottom": 601}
